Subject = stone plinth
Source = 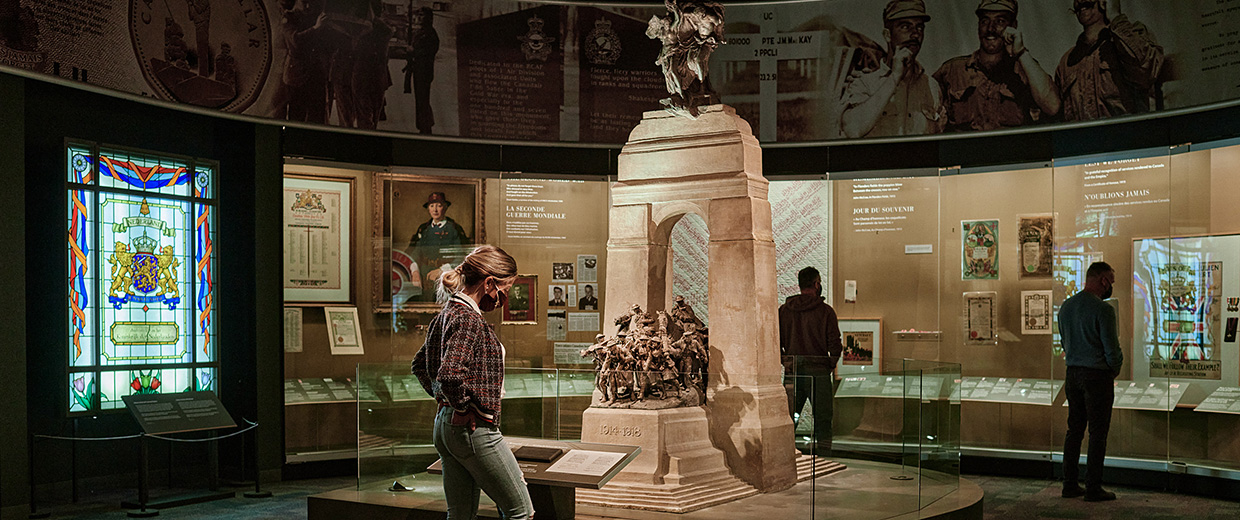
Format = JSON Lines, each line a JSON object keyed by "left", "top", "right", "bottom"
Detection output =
{"left": 604, "top": 104, "right": 797, "bottom": 493}
{"left": 576, "top": 407, "right": 758, "bottom": 513}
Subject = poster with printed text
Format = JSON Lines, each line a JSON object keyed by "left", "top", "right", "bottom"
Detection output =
{"left": 1146, "top": 262, "right": 1223, "bottom": 380}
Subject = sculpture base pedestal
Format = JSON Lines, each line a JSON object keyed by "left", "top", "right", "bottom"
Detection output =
{"left": 577, "top": 406, "right": 758, "bottom": 513}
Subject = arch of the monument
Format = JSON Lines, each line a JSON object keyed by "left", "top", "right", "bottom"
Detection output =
{"left": 660, "top": 206, "right": 711, "bottom": 321}
{"left": 601, "top": 105, "right": 797, "bottom": 493}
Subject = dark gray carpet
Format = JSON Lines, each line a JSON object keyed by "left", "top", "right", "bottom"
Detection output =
{"left": 28, "top": 473, "right": 1240, "bottom": 519}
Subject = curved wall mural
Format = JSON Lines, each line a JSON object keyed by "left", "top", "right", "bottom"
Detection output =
{"left": 0, "top": 0, "right": 1232, "bottom": 144}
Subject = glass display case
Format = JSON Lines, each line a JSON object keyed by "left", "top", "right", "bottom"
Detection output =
{"left": 282, "top": 167, "right": 612, "bottom": 462}
{"left": 283, "top": 136, "right": 1240, "bottom": 491}
{"left": 829, "top": 138, "right": 1240, "bottom": 480}
{"left": 343, "top": 364, "right": 957, "bottom": 520}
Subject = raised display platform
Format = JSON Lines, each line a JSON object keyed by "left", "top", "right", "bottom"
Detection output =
{"left": 307, "top": 458, "right": 982, "bottom": 520}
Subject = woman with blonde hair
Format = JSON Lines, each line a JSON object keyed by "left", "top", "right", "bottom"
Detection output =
{"left": 412, "top": 245, "right": 534, "bottom": 519}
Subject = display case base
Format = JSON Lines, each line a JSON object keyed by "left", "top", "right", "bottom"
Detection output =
{"left": 307, "top": 459, "right": 982, "bottom": 520}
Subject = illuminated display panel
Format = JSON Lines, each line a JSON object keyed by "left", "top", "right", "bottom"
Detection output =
{"left": 66, "top": 142, "right": 217, "bottom": 413}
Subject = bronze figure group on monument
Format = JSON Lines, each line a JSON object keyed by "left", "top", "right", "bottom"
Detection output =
{"left": 581, "top": 297, "right": 710, "bottom": 407}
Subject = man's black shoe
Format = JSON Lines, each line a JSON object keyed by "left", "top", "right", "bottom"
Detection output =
{"left": 1083, "top": 488, "right": 1117, "bottom": 502}
{"left": 1061, "top": 483, "right": 1085, "bottom": 498}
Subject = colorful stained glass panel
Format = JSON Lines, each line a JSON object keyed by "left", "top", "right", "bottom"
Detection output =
{"left": 193, "top": 165, "right": 214, "bottom": 199}
{"left": 195, "top": 367, "right": 215, "bottom": 392}
{"left": 68, "top": 190, "right": 96, "bottom": 367}
{"left": 68, "top": 372, "right": 96, "bottom": 413}
{"left": 99, "top": 193, "right": 192, "bottom": 365}
{"left": 67, "top": 143, "right": 216, "bottom": 414}
{"left": 98, "top": 368, "right": 197, "bottom": 410}
{"left": 194, "top": 203, "right": 215, "bottom": 363}
{"left": 68, "top": 145, "right": 94, "bottom": 184}
{"left": 97, "top": 148, "right": 195, "bottom": 198}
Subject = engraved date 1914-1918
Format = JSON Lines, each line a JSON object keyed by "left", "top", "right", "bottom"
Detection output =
{"left": 599, "top": 424, "right": 641, "bottom": 437}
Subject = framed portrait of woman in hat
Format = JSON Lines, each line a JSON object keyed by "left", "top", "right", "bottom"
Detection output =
{"left": 372, "top": 171, "right": 484, "bottom": 312}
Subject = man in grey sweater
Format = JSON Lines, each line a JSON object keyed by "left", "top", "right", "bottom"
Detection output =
{"left": 1059, "top": 261, "right": 1122, "bottom": 501}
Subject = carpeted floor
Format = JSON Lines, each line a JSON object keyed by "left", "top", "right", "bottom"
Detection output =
{"left": 27, "top": 473, "right": 1240, "bottom": 519}
{"left": 972, "top": 475, "right": 1240, "bottom": 520}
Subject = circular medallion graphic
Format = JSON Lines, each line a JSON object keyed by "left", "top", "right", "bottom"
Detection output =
{"left": 130, "top": 0, "right": 271, "bottom": 112}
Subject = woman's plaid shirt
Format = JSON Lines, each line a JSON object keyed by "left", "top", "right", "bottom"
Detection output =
{"left": 412, "top": 296, "right": 504, "bottom": 424}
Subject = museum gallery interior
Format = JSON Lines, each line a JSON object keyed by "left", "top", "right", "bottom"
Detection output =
{"left": 6, "top": 0, "right": 1240, "bottom": 518}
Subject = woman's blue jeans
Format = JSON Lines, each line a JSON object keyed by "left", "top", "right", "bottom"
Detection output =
{"left": 432, "top": 406, "right": 534, "bottom": 519}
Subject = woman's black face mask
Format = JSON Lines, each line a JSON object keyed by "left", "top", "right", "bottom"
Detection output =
{"left": 478, "top": 278, "right": 508, "bottom": 312}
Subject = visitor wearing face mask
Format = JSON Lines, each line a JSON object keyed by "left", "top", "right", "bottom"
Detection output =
{"left": 1059, "top": 261, "right": 1122, "bottom": 502}
{"left": 412, "top": 245, "right": 534, "bottom": 519}
{"left": 778, "top": 266, "right": 842, "bottom": 457}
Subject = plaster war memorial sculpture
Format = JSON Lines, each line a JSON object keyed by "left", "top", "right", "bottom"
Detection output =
{"left": 574, "top": 1, "right": 843, "bottom": 513}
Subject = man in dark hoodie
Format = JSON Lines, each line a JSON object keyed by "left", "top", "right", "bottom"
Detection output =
{"left": 780, "top": 266, "right": 843, "bottom": 456}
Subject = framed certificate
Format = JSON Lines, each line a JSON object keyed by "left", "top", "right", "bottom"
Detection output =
{"left": 324, "top": 307, "right": 365, "bottom": 355}
{"left": 283, "top": 174, "right": 355, "bottom": 304}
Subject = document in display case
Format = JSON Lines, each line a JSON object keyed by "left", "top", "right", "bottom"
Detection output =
{"left": 1110, "top": 381, "right": 1189, "bottom": 411}
{"left": 957, "top": 377, "right": 1062, "bottom": 405}
{"left": 835, "top": 375, "right": 945, "bottom": 400}
{"left": 1194, "top": 387, "right": 1240, "bottom": 414}
{"left": 285, "top": 379, "right": 310, "bottom": 404}
{"left": 290, "top": 378, "right": 357, "bottom": 404}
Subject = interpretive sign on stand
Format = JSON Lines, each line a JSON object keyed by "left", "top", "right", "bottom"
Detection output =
{"left": 122, "top": 392, "right": 236, "bottom": 435}
{"left": 121, "top": 392, "right": 239, "bottom": 515}
{"left": 429, "top": 437, "right": 639, "bottom": 520}
{"left": 1194, "top": 387, "right": 1240, "bottom": 414}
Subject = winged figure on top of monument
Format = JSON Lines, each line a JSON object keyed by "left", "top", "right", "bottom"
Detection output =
{"left": 646, "top": 0, "right": 725, "bottom": 118}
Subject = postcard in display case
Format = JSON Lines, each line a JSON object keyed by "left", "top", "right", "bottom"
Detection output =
{"left": 283, "top": 174, "right": 354, "bottom": 304}
{"left": 373, "top": 172, "right": 484, "bottom": 313}
{"left": 838, "top": 318, "right": 880, "bottom": 374}
{"left": 324, "top": 307, "right": 364, "bottom": 355}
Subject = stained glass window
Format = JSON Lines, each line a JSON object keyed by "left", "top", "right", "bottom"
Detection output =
{"left": 66, "top": 142, "right": 217, "bottom": 414}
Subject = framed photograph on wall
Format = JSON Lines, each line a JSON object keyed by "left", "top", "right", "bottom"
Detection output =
{"left": 503, "top": 275, "right": 538, "bottom": 324}
{"left": 372, "top": 172, "right": 484, "bottom": 313}
{"left": 838, "top": 318, "right": 881, "bottom": 375}
{"left": 284, "top": 174, "right": 354, "bottom": 304}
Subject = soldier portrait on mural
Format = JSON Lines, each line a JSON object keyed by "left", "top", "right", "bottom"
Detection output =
{"left": 402, "top": 6, "right": 439, "bottom": 134}
{"left": 840, "top": 0, "right": 944, "bottom": 138}
{"left": 933, "top": 0, "right": 1061, "bottom": 132}
{"left": 1055, "top": 0, "right": 1163, "bottom": 122}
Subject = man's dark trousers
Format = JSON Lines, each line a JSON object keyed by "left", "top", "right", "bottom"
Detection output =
{"left": 1063, "top": 366, "right": 1114, "bottom": 489}
{"left": 789, "top": 357, "right": 834, "bottom": 454}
